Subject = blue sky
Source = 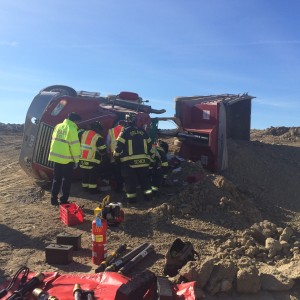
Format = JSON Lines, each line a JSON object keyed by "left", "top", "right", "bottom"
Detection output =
{"left": 0, "top": 0, "right": 299, "bottom": 129}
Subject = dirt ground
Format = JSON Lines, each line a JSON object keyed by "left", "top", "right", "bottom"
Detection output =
{"left": 1, "top": 126, "right": 300, "bottom": 299}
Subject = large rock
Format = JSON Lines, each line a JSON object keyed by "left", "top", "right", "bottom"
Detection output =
{"left": 277, "top": 261, "right": 300, "bottom": 279}
{"left": 236, "top": 265, "right": 261, "bottom": 294}
{"left": 259, "top": 264, "right": 294, "bottom": 291}
{"left": 206, "top": 260, "right": 237, "bottom": 295}
{"left": 179, "top": 257, "right": 215, "bottom": 288}
{"left": 279, "top": 227, "right": 293, "bottom": 242}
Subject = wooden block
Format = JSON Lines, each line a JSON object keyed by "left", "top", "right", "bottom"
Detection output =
{"left": 56, "top": 233, "right": 81, "bottom": 250}
{"left": 45, "top": 244, "right": 73, "bottom": 265}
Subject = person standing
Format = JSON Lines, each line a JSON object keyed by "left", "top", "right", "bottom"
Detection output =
{"left": 48, "top": 112, "right": 81, "bottom": 206}
{"left": 79, "top": 121, "right": 107, "bottom": 194}
{"left": 106, "top": 120, "right": 125, "bottom": 193}
{"left": 113, "top": 114, "right": 153, "bottom": 203}
{"left": 149, "top": 140, "right": 169, "bottom": 196}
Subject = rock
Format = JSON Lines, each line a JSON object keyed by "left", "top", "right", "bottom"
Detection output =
{"left": 277, "top": 261, "right": 300, "bottom": 279}
{"left": 279, "top": 227, "right": 293, "bottom": 242}
{"left": 236, "top": 265, "right": 261, "bottom": 294}
{"left": 259, "top": 264, "right": 294, "bottom": 291}
{"left": 220, "top": 279, "right": 232, "bottom": 292}
{"left": 206, "top": 260, "right": 237, "bottom": 295}
{"left": 179, "top": 257, "right": 215, "bottom": 288}
{"left": 265, "top": 237, "right": 282, "bottom": 253}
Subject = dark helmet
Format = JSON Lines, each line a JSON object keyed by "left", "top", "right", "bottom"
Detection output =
{"left": 67, "top": 112, "right": 81, "bottom": 122}
{"left": 125, "top": 113, "right": 137, "bottom": 125}
{"left": 158, "top": 139, "right": 169, "bottom": 153}
{"left": 90, "top": 121, "right": 103, "bottom": 133}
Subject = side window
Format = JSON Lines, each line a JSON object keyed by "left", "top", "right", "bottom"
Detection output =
{"left": 51, "top": 99, "right": 67, "bottom": 116}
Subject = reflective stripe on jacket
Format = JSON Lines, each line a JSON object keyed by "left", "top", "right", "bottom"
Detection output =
{"left": 150, "top": 144, "right": 169, "bottom": 174}
{"left": 80, "top": 130, "right": 106, "bottom": 164}
{"left": 107, "top": 125, "right": 123, "bottom": 161}
{"left": 48, "top": 119, "right": 81, "bottom": 164}
{"left": 113, "top": 125, "right": 152, "bottom": 168}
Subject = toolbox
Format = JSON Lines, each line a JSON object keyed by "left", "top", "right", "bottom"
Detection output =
{"left": 60, "top": 203, "right": 84, "bottom": 226}
{"left": 45, "top": 244, "right": 73, "bottom": 265}
{"left": 56, "top": 233, "right": 81, "bottom": 250}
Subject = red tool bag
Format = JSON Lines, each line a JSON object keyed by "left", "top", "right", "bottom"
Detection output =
{"left": 0, "top": 272, "right": 196, "bottom": 300}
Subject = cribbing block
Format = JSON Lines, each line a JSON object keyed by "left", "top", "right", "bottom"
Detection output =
{"left": 115, "top": 270, "right": 157, "bottom": 300}
{"left": 45, "top": 244, "right": 73, "bottom": 265}
{"left": 56, "top": 233, "right": 81, "bottom": 250}
{"left": 157, "top": 276, "right": 174, "bottom": 299}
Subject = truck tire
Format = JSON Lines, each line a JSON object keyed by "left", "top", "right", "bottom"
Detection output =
{"left": 39, "top": 85, "right": 77, "bottom": 97}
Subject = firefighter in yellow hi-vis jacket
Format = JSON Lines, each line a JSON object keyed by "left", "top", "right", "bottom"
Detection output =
{"left": 79, "top": 121, "right": 107, "bottom": 194}
{"left": 113, "top": 114, "right": 153, "bottom": 203}
{"left": 48, "top": 112, "right": 81, "bottom": 206}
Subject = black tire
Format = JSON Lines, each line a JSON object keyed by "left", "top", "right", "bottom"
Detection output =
{"left": 35, "top": 180, "right": 52, "bottom": 190}
{"left": 40, "top": 85, "right": 77, "bottom": 97}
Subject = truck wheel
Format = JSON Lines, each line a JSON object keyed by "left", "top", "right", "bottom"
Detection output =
{"left": 35, "top": 180, "right": 52, "bottom": 190}
{"left": 40, "top": 85, "right": 77, "bottom": 97}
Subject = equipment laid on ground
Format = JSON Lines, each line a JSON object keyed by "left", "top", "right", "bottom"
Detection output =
{"left": 115, "top": 270, "right": 157, "bottom": 300}
{"left": 118, "top": 244, "right": 155, "bottom": 276}
{"left": 94, "top": 195, "right": 124, "bottom": 226}
{"left": 91, "top": 217, "right": 107, "bottom": 265}
{"left": 101, "top": 202, "right": 124, "bottom": 226}
{"left": 60, "top": 203, "right": 84, "bottom": 226}
{"left": 45, "top": 244, "right": 73, "bottom": 265}
{"left": 156, "top": 276, "right": 174, "bottom": 300}
{"left": 32, "top": 288, "right": 59, "bottom": 300}
{"left": 0, "top": 269, "right": 197, "bottom": 300}
{"left": 0, "top": 266, "right": 29, "bottom": 299}
{"left": 56, "top": 232, "right": 82, "bottom": 251}
{"left": 6, "top": 272, "right": 45, "bottom": 300}
{"left": 94, "top": 195, "right": 111, "bottom": 216}
{"left": 73, "top": 284, "right": 94, "bottom": 300}
{"left": 163, "top": 238, "right": 199, "bottom": 277}
{"left": 105, "top": 243, "right": 149, "bottom": 272}
{"left": 95, "top": 244, "right": 127, "bottom": 273}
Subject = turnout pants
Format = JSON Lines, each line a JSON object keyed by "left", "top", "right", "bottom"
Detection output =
{"left": 80, "top": 161, "right": 102, "bottom": 191}
{"left": 121, "top": 165, "right": 152, "bottom": 201}
{"left": 51, "top": 162, "right": 74, "bottom": 204}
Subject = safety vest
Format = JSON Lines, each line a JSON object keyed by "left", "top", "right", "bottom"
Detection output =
{"left": 80, "top": 130, "right": 104, "bottom": 164}
{"left": 48, "top": 119, "right": 81, "bottom": 164}
{"left": 108, "top": 125, "right": 123, "bottom": 152}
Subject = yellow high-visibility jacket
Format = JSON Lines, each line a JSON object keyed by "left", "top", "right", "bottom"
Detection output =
{"left": 48, "top": 119, "right": 81, "bottom": 164}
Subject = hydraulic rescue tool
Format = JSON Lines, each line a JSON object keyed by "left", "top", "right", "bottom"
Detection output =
{"left": 105, "top": 243, "right": 149, "bottom": 272}
{"left": 73, "top": 284, "right": 94, "bottom": 300}
{"left": 95, "top": 244, "right": 127, "bottom": 273}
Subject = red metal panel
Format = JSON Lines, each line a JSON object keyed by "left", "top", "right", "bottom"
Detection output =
{"left": 178, "top": 101, "right": 220, "bottom": 172}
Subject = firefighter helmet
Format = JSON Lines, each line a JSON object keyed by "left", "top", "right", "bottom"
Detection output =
{"left": 90, "top": 121, "right": 103, "bottom": 133}
{"left": 125, "top": 113, "right": 137, "bottom": 124}
{"left": 67, "top": 112, "right": 81, "bottom": 122}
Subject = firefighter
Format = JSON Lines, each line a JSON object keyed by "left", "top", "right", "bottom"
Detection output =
{"left": 113, "top": 114, "right": 153, "bottom": 203}
{"left": 150, "top": 139, "right": 169, "bottom": 196}
{"left": 48, "top": 112, "right": 81, "bottom": 206}
{"left": 79, "top": 121, "right": 107, "bottom": 194}
{"left": 106, "top": 120, "right": 125, "bottom": 193}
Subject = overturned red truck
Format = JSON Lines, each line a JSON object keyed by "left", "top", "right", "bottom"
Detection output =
{"left": 19, "top": 85, "right": 254, "bottom": 185}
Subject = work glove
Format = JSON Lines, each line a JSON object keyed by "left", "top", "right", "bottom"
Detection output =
{"left": 73, "top": 162, "right": 79, "bottom": 169}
